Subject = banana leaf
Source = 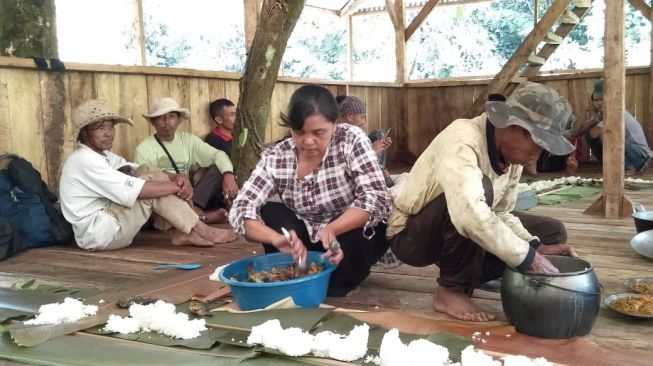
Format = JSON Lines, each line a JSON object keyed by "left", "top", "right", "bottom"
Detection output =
{"left": 85, "top": 325, "right": 234, "bottom": 350}
{"left": 0, "top": 285, "right": 99, "bottom": 322}
{"left": 0, "top": 332, "right": 247, "bottom": 366}
{"left": 207, "top": 308, "right": 334, "bottom": 331}
{"left": 538, "top": 185, "right": 602, "bottom": 205}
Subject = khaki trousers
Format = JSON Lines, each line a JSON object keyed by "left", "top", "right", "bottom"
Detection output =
{"left": 105, "top": 165, "right": 199, "bottom": 250}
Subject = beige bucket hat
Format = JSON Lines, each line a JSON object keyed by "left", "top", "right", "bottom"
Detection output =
{"left": 142, "top": 97, "right": 191, "bottom": 121}
{"left": 73, "top": 99, "right": 133, "bottom": 140}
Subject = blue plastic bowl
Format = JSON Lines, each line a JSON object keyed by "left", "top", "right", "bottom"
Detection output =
{"left": 219, "top": 251, "right": 336, "bottom": 310}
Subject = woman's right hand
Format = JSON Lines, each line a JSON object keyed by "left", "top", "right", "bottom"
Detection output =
{"left": 271, "top": 229, "right": 307, "bottom": 265}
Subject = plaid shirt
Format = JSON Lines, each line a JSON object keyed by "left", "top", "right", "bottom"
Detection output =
{"left": 229, "top": 123, "right": 392, "bottom": 243}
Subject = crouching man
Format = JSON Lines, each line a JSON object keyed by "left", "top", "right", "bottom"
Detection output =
{"left": 59, "top": 99, "right": 236, "bottom": 250}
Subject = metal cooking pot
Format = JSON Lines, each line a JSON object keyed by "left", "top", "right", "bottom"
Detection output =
{"left": 501, "top": 255, "right": 601, "bottom": 339}
{"left": 632, "top": 203, "right": 653, "bottom": 233}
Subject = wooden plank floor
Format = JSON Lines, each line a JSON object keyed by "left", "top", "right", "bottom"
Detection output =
{"left": 1, "top": 164, "right": 653, "bottom": 362}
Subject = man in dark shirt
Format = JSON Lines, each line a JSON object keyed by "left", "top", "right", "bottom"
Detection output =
{"left": 205, "top": 99, "right": 236, "bottom": 155}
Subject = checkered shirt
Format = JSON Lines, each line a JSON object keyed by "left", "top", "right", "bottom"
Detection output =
{"left": 229, "top": 123, "right": 392, "bottom": 243}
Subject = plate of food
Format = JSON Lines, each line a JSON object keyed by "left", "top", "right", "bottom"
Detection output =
{"left": 624, "top": 277, "right": 653, "bottom": 294}
{"left": 604, "top": 293, "right": 653, "bottom": 319}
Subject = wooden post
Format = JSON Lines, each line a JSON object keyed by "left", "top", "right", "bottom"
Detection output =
{"left": 534, "top": 0, "right": 539, "bottom": 28}
{"left": 133, "top": 0, "right": 146, "bottom": 66}
{"left": 244, "top": 0, "right": 261, "bottom": 52}
{"left": 385, "top": 0, "right": 406, "bottom": 83}
{"left": 586, "top": 0, "right": 632, "bottom": 218}
{"left": 348, "top": 14, "right": 354, "bottom": 81}
{"left": 628, "top": 0, "right": 652, "bottom": 21}
{"left": 650, "top": 6, "right": 653, "bottom": 145}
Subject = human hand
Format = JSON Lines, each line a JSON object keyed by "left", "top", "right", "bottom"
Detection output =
{"left": 272, "top": 229, "right": 307, "bottom": 265}
{"left": 222, "top": 173, "right": 239, "bottom": 199}
{"left": 174, "top": 174, "right": 193, "bottom": 201}
{"left": 373, "top": 138, "right": 392, "bottom": 155}
{"left": 528, "top": 252, "right": 560, "bottom": 274}
{"left": 537, "top": 243, "right": 578, "bottom": 257}
{"left": 318, "top": 225, "right": 344, "bottom": 265}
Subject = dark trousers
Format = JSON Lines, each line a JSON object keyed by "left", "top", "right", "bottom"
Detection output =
{"left": 390, "top": 176, "right": 566, "bottom": 294}
{"left": 260, "top": 202, "right": 390, "bottom": 297}
{"left": 192, "top": 166, "right": 224, "bottom": 210}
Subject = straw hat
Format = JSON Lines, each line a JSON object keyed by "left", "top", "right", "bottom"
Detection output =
{"left": 142, "top": 97, "right": 191, "bottom": 121}
{"left": 73, "top": 99, "right": 133, "bottom": 140}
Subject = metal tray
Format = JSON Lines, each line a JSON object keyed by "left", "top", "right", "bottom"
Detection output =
{"left": 604, "top": 293, "right": 653, "bottom": 319}
{"left": 624, "top": 277, "right": 653, "bottom": 294}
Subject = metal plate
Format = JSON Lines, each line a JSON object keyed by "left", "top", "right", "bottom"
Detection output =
{"left": 629, "top": 230, "right": 653, "bottom": 260}
{"left": 624, "top": 277, "right": 653, "bottom": 294}
{"left": 604, "top": 293, "right": 653, "bottom": 319}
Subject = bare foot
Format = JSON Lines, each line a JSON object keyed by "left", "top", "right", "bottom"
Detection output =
{"left": 205, "top": 208, "right": 229, "bottom": 224}
{"left": 193, "top": 221, "right": 237, "bottom": 244}
{"left": 170, "top": 230, "right": 214, "bottom": 247}
{"left": 433, "top": 286, "right": 496, "bottom": 322}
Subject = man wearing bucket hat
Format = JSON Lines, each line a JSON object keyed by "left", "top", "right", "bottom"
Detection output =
{"left": 59, "top": 99, "right": 237, "bottom": 251}
{"left": 386, "top": 82, "right": 578, "bottom": 322}
{"left": 135, "top": 97, "right": 238, "bottom": 223}
{"left": 574, "top": 80, "right": 653, "bottom": 175}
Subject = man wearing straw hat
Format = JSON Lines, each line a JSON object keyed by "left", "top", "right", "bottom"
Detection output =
{"left": 135, "top": 97, "right": 238, "bottom": 223}
{"left": 387, "top": 82, "right": 578, "bottom": 322}
{"left": 59, "top": 99, "right": 237, "bottom": 251}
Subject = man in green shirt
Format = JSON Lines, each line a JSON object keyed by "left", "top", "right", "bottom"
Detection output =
{"left": 135, "top": 98, "right": 238, "bottom": 223}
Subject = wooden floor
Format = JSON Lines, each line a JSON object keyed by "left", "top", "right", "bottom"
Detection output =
{"left": 2, "top": 164, "right": 653, "bottom": 364}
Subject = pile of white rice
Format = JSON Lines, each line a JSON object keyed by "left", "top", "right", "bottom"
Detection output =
{"left": 24, "top": 297, "right": 98, "bottom": 325}
{"left": 104, "top": 300, "right": 206, "bottom": 339}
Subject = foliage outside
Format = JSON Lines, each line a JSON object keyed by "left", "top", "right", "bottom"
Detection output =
{"left": 55, "top": 0, "right": 651, "bottom": 80}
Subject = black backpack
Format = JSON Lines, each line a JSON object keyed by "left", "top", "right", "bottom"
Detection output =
{"left": 0, "top": 155, "right": 73, "bottom": 259}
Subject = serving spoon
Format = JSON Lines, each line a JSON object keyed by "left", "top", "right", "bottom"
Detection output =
{"left": 152, "top": 263, "right": 202, "bottom": 270}
{"left": 281, "top": 227, "right": 308, "bottom": 273}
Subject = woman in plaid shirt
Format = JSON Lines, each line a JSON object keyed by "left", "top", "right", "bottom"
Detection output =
{"left": 229, "top": 85, "right": 393, "bottom": 296}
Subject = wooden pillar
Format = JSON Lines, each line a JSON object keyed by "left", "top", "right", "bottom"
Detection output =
{"left": 649, "top": 5, "right": 653, "bottom": 144}
{"left": 133, "top": 0, "right": 146, "bottom": 65}
{"left": 244, "top": 0, "right": 262, "bottom": 52}
{"left": 347, "top": 14, "right": 354, "bottom": 81}
{"left": 589, "top": 0, "right": 631, "bottom": 218}
{"left": 385, "top": 0, "right": 405, "bottom": 83}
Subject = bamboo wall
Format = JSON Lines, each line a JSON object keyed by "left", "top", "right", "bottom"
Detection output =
{"left": 0, "top": 56, "right": 650, "bottom": 189}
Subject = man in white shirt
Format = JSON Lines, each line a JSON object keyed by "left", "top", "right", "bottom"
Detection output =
{"left": 59, "top": 99, "right": 236, "bottom": 251}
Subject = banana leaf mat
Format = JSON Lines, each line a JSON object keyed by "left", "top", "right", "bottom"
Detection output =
{"left": 537, "top": 185, "right": 602, "bottom": 205}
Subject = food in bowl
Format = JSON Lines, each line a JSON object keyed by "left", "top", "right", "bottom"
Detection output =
{"left": 608, "top": 294, "right": 653, "bottom": 316}
{"left": 235, "top": 262, "right": 326, "bottom": 283}
{"left": 624, "top": 277, "right": 653, "bottom": 294}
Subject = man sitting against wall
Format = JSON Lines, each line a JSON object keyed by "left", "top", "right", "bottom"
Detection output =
{"left": 134, "top": 97, "right": 239, "bottom": 222}
{"left": 205, "top": 98, "right": 236, "bottom": 156}
{"left": 59, "top": 99, "right": 237, "bottom": 250}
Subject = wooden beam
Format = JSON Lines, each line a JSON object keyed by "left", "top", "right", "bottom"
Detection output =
{"left": 386, "top": 0, "right": 406, "bottom": 83}
{"left": 405, "top": 0, "right": 441, "bottom": 41}
{"left": 468, "top": 0, "right": 573, "bottom": 115}
{"left": 603, "top": 0, "right": 627, "bottom": 218}
{"left": 628, "top": 0, "right": 652, "bottom": 21}
{"left": 385, "top": 0, "right": 399, "bottom": 28}
{"left": 132, "top": 0, "right": 146, "bottom": 66}
{"left": 648, "top": 5, "right": 653, "bottom": 153}
{"left": 347, "top": 14, "right": 354, "bottom": 81}
{"left": 244, "top": 0, "right": 262, "bottom": 52}
{"left": 339, "top": 0, "right": 366, "bottom": 17}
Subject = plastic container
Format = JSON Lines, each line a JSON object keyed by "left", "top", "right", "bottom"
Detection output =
{"left": 501, "top": 255, "right": 601, "bottom": 339}
{"left": 219, "top": 251, "right": 336, "bottom": 310}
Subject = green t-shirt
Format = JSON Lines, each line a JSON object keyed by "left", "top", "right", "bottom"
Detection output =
{"left": 134, "top": 131, "right": 233, "bottom": 174}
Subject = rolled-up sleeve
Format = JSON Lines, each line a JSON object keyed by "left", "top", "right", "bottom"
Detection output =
{"left": 228, "top": 155, "right": 275, "bottom": 236}
{"left": 346, "top": 134, "right": 392, "bottom": 236}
